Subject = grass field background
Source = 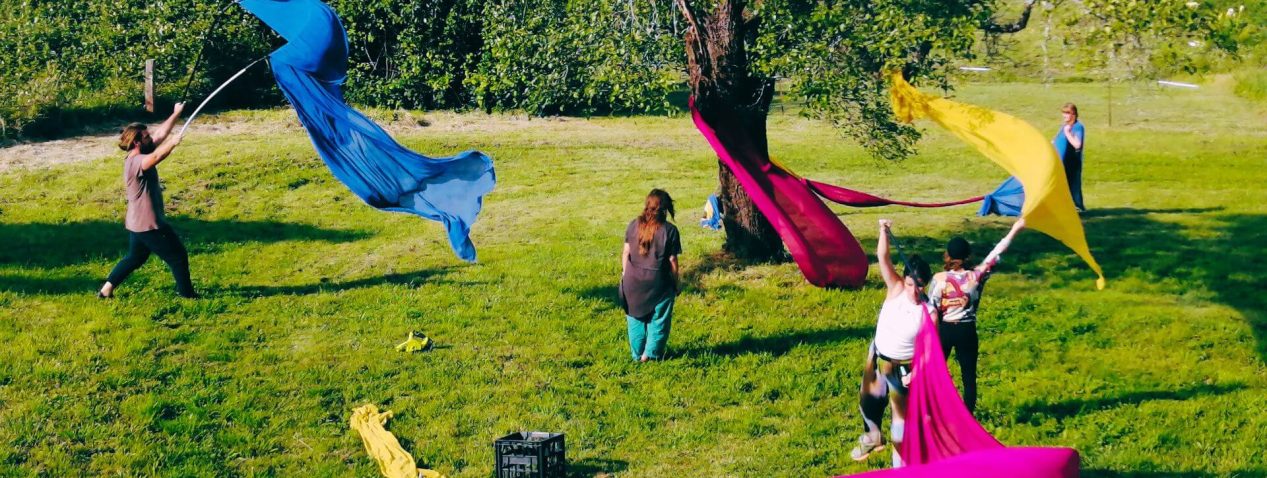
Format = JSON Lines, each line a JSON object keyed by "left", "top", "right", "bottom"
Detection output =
{"left": 1, "top": 79, "right": 1265, "bottom": 477}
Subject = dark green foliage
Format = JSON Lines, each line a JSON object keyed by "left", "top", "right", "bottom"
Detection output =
{"left": 0, "top": 0, "right": 1256, "bottom": 142}
{"left": 465, "top": 0, "right": 682, "bottom": 115}
{"left": 0, "top": 0, "right": 276, "bottom": 139}
{"left": 751, "top": 0, "right": 994, "bottom": 161}
{"left": 333, "top": 0, "right": 485, "bottom": 109}
{"left": 0, "top": 0, "right": 683, "bottom": 139}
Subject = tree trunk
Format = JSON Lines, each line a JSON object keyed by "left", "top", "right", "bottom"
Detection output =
{"left": 679, "top": 0, "right": 785, "bottom": 262}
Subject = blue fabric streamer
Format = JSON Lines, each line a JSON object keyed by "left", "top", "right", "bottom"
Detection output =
{"left": 241, "top": 0, "right": 495, "bottom": 261}
{"left": 979, "top": 122, "right": 1084, "bottom": 217}
{"left": 977, "top": 176, "right": 1024, "bottom": 217}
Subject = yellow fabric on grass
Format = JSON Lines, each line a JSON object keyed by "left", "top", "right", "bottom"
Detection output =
{"left": 889, "top": 72, "right": 1105, "bottom": 289}
{"left": 350, "top": 404, "right": 446, "bottom": 478}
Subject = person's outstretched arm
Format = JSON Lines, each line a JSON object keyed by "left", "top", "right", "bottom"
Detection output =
{"left": 137, "top": 103, "right": 186, "bottom": 171}
{"left": 149, "top": 103, "right": 185, "bottom": 144}
{"left": 139, "top": 130, "right": 184, "bottom": 171}
{"left": 877, "top": 219, "right": 901, "bottom": 293}
{"left": 977, "top": 218, "right": 1026, "bottom": 274}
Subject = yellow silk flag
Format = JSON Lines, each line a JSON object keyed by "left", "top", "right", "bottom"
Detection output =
{"left": 889, "top": 72, "right": 1105, "bottom": 289}
{"left": 350, "top": 404, "right": 446, "bottom": 478}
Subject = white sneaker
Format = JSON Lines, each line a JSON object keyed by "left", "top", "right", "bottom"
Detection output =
{"left": 850, "top": 433, "right": 885, "bottom": 462}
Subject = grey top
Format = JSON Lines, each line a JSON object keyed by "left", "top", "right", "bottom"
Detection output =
{"left": 124, "top": 153, "right": 166, "bottom": 232}
{"left": 620, "top": 219, "right": 681, "bottom": 318}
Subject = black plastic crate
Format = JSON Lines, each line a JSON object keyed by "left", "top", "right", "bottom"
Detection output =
{"left": 493, "top": 432, "right": 566, "bottom": 478}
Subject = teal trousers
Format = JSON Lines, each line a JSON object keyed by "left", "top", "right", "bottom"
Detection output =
{"left": 626, "top": 296, "right": 675, "bottom": 360}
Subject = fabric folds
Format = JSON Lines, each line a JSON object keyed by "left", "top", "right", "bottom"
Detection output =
{"left": 241, "top": 0, "right": 495, "bottom": 261}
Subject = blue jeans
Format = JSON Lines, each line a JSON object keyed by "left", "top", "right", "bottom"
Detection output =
{"left": 627, "top": 296, "right": 675, "bottom": 360}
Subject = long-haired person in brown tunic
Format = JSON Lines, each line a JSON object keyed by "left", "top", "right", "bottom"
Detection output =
{"left": 98, "top": 103, "right": 198, "bottom": 299}
{"left": 619, "top": 189, "right": 681, "bottom": 362}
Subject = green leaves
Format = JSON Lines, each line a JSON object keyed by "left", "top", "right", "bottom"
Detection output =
{"left": 2, "top": 0, "right": 1256, "bottom": 141}
{"left": 748, "top": 0, "right": 990, "bottom": 161}
{"left": 464, "top": 0, "right": 681, "bottom": 115}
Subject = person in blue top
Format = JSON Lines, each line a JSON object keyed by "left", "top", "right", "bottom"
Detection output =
{"left": 979, "top": 102, "right": 1088, "bottom": 215}
{"left": 1056, "top": 103, "right": 1086, "bottom": 212}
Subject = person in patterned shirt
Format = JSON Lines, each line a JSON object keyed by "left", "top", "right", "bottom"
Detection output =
{"left": 928, "top": 218, "right": 1025, "bottom": 413}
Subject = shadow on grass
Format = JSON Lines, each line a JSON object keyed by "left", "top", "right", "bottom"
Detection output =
{"left": 677, "top": 325, "right": 871, "bottom": 359}
{"left": 680, "top": 250, "right": 749, "bottom": 292}
{"left": 1014, "top": 382, "right": 1247, "bottom": 423}
{"left": 0, "top": 218, "right": 369, "bottom": 269}
{"left": 225, "top": 267, "right": 454, "bottom": 297}
{"left": 570, "top": 251, "right": 757, "bottom": 316}
{"left": 568, "top": 457, "right": 630, "bottom": 477}
{"left": 0, "top": 274, "right": 101, "bottom": 295}
{"left": 571, "top": 284, "right": 621, "bottom": 313}
{"left": 893, "top": 207, "right": 1265, "bottom": 363}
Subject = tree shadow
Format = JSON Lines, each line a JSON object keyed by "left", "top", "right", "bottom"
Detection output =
{"left": 570, "top": 251, "right": 762, "bottom": 314}
{"left": 570, "top": 284, "right": 621, "bottom": 312}
{"left": 898, "top": 207, "right": 1266, "bottom": 363}
{"left": 568, "top": 457, "right": 630, "bottom": 478}
{"left": 680, "top": 250, "right": 776, "bottom": 297}
{"left": 1013, "top": 382, "right": 1247, "bottom": 423}
{"left": 1075, "top": 206, "right": 1224, "bottom": 218}
{"left": 0, "top": 274, "right": 101, "bottom": 295}
{"left": 0, "top": 218, "right": 369, "bottom": 269}
{"left": 677, "top": 326, "right": 871, "bottom": 359}
{"left": 224, "top": 267, "right": 454, "bottom": 297}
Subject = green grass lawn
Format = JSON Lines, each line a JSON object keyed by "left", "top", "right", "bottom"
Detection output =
{"left": 2, "top": 80, "right": 1265, "bottom": 477}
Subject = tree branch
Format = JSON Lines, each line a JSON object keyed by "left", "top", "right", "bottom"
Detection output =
{"left": 983, "top": 0, "right": 1036, "bottom": 33}
{"left": 675, "top": 0, "right": 702, "bottom": 35}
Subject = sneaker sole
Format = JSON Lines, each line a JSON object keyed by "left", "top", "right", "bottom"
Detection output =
{"left": 851, "top": 444, "right": 886, "bottom": 462}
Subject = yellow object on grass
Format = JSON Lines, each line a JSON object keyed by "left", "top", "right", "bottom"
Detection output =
{"left": 350, "top": 404, "right": 446, "bottom": 478}
{"left": 395, "top": 332, "right": 433, "bottom": 353}
{"left": 889, "top": 72, "right": 1106, "bottom": 289}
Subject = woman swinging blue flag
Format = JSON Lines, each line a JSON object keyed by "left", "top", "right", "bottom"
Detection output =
{"left": 979, "top": 102, "right": 1086, "bottom": 216}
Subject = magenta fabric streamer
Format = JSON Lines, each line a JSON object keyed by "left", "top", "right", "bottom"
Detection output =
{"left": 836, "top": 306, "right": 1080, "bottom": 477}
{"left": 689, "top": 100, "right": 981, "bottom": 288}
{"left": 689, "top": 99, "right": 1079, "bottom": 475}
{"left": 843, "top": 447, "right": 1079, "bottom": 478}
{"left": 807, "top": 180, "right": 983, "bottom": 209}
{"left": 690, "top": 101, "right": 870, "bottom": 288}
{"left": 901, "top": 305, "right": 1004, "bottom": 461}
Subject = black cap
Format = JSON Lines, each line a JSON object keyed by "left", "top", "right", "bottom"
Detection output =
{"left": 946, "top": 237, "right": 971, "bottom": 260}
{"left": 904, "top": 254, "right": 932, "bottom": 287}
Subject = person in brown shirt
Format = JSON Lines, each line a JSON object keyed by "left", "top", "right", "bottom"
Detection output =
{"left": 619, "top": 189, "right": 681, "bottom": 362}
{"left": 98, "top": 103, "right": 197, "bottom": 299}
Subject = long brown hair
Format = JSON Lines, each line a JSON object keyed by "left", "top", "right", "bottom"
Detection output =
{"left": 636, "top": 189, "right": 675, "bottom": 256}
{"left": 118, "top": 123, "right": 147, "bottom": 151}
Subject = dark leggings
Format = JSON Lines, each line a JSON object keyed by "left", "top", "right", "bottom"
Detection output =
{"left": 1064, "top": 154, "right": 1085, "bottom": 211}
{"left": 107, "top": 225, "right": 196, "bottom": 297}
{"left": 939, "top": 321, "right": 979, "bottom": 413}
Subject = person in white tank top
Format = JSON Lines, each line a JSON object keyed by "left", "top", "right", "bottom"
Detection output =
{"left": 851, "top": 219, "right": 931, "bottom": 468}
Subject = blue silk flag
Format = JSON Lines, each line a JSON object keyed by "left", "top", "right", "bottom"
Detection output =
{"left": 241, "top": 0, "right": 495, "bottom": 261}
{"left": 981, "top": 123, "right": 1087, "bottom": 217}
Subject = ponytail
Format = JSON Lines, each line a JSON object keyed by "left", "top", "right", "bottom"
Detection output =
{"left": 636, "top": 189, "right": 675, "bottom": 255}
